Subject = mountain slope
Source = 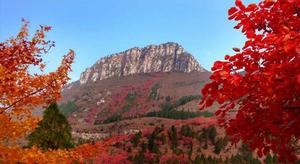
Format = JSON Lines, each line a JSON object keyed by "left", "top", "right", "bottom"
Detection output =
{"left": 61, "top": 42, "right": 211, "bottom": 132}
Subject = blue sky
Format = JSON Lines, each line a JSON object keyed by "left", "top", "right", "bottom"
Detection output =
{"left": 0, "top": 0, "right": 259, "bottom": 81}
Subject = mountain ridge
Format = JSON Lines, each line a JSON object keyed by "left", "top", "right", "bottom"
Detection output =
{"left": 78, "top": 42, "right": 207, "bottom": 84}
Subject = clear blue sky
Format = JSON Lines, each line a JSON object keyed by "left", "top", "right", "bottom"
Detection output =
{"left": 0, "top": 0, "right": 259, "bottom": 81}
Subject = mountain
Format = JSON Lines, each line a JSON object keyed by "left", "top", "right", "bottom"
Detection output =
{"left": 79, "top": 42, "right": 206, "bottom": 84}
{"left": 58, "top": 43, "right": 275, "bottom": 163}
{"left": 61, "top": 42, "right": 213, "bottom": 135}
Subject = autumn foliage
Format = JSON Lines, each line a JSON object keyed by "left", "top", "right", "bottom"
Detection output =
{"left": 0, "top": 20, "right": 103, "bottom": 162}
{"left": 0, "top": 19, "right": 74, "bottom": 143}
{"left": 200, "top": 0, "right": 300, "bottom": 162}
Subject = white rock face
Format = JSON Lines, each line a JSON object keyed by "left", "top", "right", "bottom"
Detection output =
{"left": 80, "top": 68, "right": 91, "bottom": 84}
{"left": 79, "top": 42, "right": 206, "bottom": 84}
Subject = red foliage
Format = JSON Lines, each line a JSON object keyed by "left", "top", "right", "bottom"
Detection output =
{"left": 98, "top": 74, "right": 161, "bottom": 122}
{"left": 93, "top": 134, "right": 131, "bottom": 163}
{"left": 200, "top": 0, "right": 300, "bottom": 162}
{"left": 160, "top": 153, "right": 188, "bottom": 163}
{"left": 85, "top": 107, "right": 97, "bottom": 124}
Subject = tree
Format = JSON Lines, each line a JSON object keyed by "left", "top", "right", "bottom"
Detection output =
{"left": 169, "top": 125, "right": 178, "bottom": 151}
{"left": 199, "top": 0, "right": 300, "bottom": 162}
{"left": 0, "top": 20, "right": 101, "bottom": 163}
{"left": 131, "top": 131, "right": 142, "bottom": 147}
{"left": 0, "top": 19, "right": 74, "bottom": 144}
{"left": 28, "top": 103, "right": 74, "bottom": 150}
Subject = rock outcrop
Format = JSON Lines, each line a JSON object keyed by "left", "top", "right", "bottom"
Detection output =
{"left": 79, "top": 42, "right": 206, "bottom": 84}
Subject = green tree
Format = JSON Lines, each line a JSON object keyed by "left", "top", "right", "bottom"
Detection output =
{"left": 28, "top": 103, "right": 74, "bottom": 150}
{"left": 131, "top": 131, "right": 142, "bottom": 147}
{"left": 214, "top": 136, "right": 228, "bottom": 154}
{"left": 148, "top": 127, "right": 163, "bottom": 154}
{"left": 169, "top": 125, "right": 178, "bottom": 151}
{"left": 180, "top": 125, "right": 194, "bottom": 138}
{"left": 207, "top": 126, "right": 217, "bottom": 144}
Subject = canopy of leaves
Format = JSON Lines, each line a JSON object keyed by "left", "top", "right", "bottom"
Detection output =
{"left": 199, "top": 0, "right": 300, "bottom": 162}
{"left": 0, "top": 20, "right": 104, "bottom": 163}
{"left": 0, "top": 19, "right": 74, "bottom": 144}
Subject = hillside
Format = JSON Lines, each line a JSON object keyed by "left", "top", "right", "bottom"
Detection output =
{"left": 61, "top": 43, "right": 213, "bottom": 133}
{"left": 58, "top": 42, "right": 293, "bottom": 163}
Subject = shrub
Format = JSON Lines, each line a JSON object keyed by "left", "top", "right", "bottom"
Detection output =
{"left": 103, "top": 114, "right": 122, "bottom": 124}
{"left": 146, "top": 110, "right": 213, "bottom": 120}
{"left": 125, "top": 92, "right": 137, "bottom": 103}
{"left": 265, "top": 154, "right": 278, "bottom": 164}
{"left": 174, "top": 95, "right": 201, "bottom": 107}
{"left": 122, "top": 104, "right": 131, "bottom": 112}
{"left": 149, "top": 83, "right": 160, "bottom": 100}
{"left": 165, "top": 96, "right": 171, "bottom": 102}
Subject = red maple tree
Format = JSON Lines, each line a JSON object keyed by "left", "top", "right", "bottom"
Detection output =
{"left": 199, "top": 0, "right": 300, "bottom": 162}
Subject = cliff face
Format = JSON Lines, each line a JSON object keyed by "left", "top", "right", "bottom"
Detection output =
{"left": 79, "top": 42, "right": 206, "bottom": 84}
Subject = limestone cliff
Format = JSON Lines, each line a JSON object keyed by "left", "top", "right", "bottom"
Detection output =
{"left": 79, "top": 42, "right": 206, "bottom": 84}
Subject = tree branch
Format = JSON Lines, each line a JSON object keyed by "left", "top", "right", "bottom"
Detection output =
{"left": 0, "top": 79, "right": 58, "bottom": 115}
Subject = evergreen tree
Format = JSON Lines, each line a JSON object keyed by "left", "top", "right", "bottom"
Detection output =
{"left": 180, "top": 125, "right": 194, "bottom": 137}
{"left": 169, "top": 125, "right": 178, "bottom": 151}
{"left": 131, "top": 131, "right": 142, "bottom": 147}
{"left": 28, "top": 103, "right": 74, "bottom": 150}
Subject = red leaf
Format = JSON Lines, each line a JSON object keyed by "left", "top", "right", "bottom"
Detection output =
{"left": 224, "top": 55, "right": 230, "bottom": 60}
{"left": 246, "top": 3, "right": 257, "bottom": 12}
{"left": 235, "top": 0, "right": 245, "bottom": 10}
{"left": 257, "top": 149, "right": 263, "bottom": 157}
{"left": 228, "top": 7, "right": 238, "bottom": 15}
{"left": 212, "top": 61, "right": 224, "bottom": 70}
{"left": 232, "top": 47, "right": 240, "bottom": 52}
{"left": 215, "top": 110, "right": 222, "bottom": 116}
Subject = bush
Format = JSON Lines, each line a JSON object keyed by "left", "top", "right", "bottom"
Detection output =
{"left": 165, "top": 96, "right": 171, "bottom": 102}
{"left": 265, "top": 154, "right": 278, "bottom": 164}
{"left": 174, "top": 95, "right": 201, "bottom": 107}
{"left": 122, "top": 104, "right": 131, "bottom": 112}
{"left": 28, "top": 103, "right": 74, "bottom": 150}
{"left": 125, "top": 92, "right": 137, "bottom": 103}
{"left": 146, "top": 110, "right": 213, "bottom": 120}
{"left": 103, "top": 114, "right": 122, "bottom": 124}
{"left": 149, "top": 83, "right": 160, "bottom": 100}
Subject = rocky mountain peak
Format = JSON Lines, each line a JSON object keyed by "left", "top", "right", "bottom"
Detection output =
{"left": 79, "top": 42, "right": 206, "bottom": 84}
